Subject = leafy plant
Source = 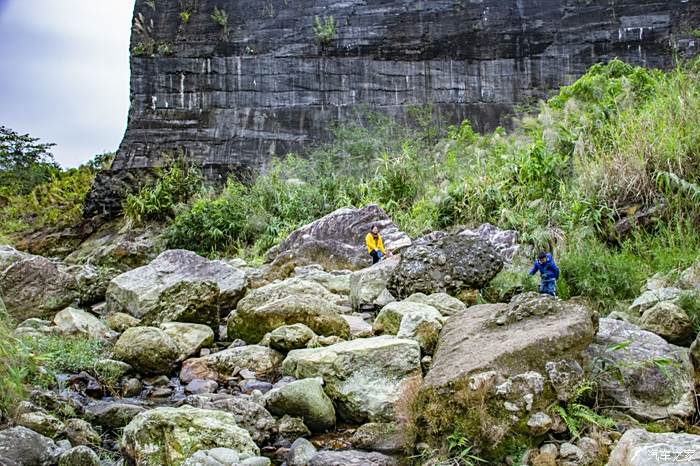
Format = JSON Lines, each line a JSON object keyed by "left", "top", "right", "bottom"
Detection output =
{"left": 313, "top": 16, "right": 336, "bottom": 46}
{"left": 0, "top": 126, "right": 58, "bottom": 195}
{"left": 549, "top": 381, "right": 615, "bottom": 439}
{"left": 211, "top": 6, "right": 229, "bottom": 39}
{"left": 157, "top": 41, "right": 173, "bottom": 55}
{"left": 179, "top": 11, "right": 191, "bottom": 24}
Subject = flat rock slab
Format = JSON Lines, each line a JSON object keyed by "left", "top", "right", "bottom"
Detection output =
{"left": 309, "top": 450, "right": 398, "bottom": 466}
{"left": 607, "top": 429, "right": 700, "bottom": 465}
{"left": 585, "top": 318, "right": 695, "bottom": 421}
{"left": 283, "top": 336, "right": 421, "bottom": 423}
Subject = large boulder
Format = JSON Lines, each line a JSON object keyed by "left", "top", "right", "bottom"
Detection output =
{"left": 58, "top": 446, "right": 100, "bottom": 466}
{"left": 15, "top": 411, "right": 65, "bottom": 438}
{"left": 264, "top": 378, "right": 336, "bottom": 432}
{"left": 458, "top": 223, "right": 520, "bottom": 263}
{"left": 607, "top": 429, "right": 700, "bottom": 465}
{"left": 112, "top": 326, "right": 180, "bottom": 375}
{"left": 0, "top": 245, "right": 78, "bottom": 321}
{"left": 283, "top": 336, "right": 422, "bottom": 423}
{"left": 266, "top": 204, "right": 411, "bottom": 276}
{"left": 308, "top": 450, "right": 398, "bottom": 466}
{"left": 53, "top": 307, "right": 117, "bottom": 342}
{"left": 387, "top": 233, "right": 503, "bottom": 300}
{"left": 268, "top": 323, "right": 317, "bottom": 352}
{"left": 65, "top": 225, "right": 158, "bottom": 271}
{"left": 629, "top": 287, "right": 681, "bottom": 314}
{"left": 85, "top": 401, "right": 147, "bottom": 430}
{"left": 106, "top": 249, "right": 247, "bottom": 328}
{"left": 373, "top": 301, "right": 445, "bottom": 354}
{"left": 0, "top": 426, "right": 62, "bottom": 466}
{"left": 294, "top": 265, "right": 353, "bottom": 295}
{"left": 228, "top": 278, "right": 350, "bottom": 343}
{"left": 418, "top": 293, "right": 597, "bottom": 458}
{"left": 121, "top": 405, "right": 259, "bottom": 466}
{"left": 183, "top": 393, "right": 277, "bottom": 444}
{"left": 585, "top": 318, "right": 695, "bottom": 421}
{"left": 349, "top": 256, "right": 400, "bottom": 311}
{"left": 639, "top": 301, "right": 694, "bottom": 346}
{"left": 160, "top": 322, "right": 215, "bottom": 361}
{"left": 180, "top": 345, "right": 284, "bottom": 383}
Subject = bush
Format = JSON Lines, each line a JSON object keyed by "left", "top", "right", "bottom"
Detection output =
{"left": 122, "top": 158, "right": 202, "bottom": 225}
{"left": 22, "top": 335, "right": 106, "bottom": 388}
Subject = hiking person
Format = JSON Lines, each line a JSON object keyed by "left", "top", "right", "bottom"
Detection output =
{"left": 365, "top": 225, "right": 385, "bottom": 264}
{"left": 529, "top": 251, "right": 560, "bottom": 296}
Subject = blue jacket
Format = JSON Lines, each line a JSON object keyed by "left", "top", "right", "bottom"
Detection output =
{"left": 529, "top": 253, "right": 560, "bottom": 281}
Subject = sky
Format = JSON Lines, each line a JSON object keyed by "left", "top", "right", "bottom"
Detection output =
{"left": 0, "top": 0, "right": 136, "bottom": 167}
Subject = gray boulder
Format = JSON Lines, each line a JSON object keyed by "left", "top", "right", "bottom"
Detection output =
{"left": 387, "top": 233, "right": 503, "bottom": 299}
{"left": 419, "top": 293, "right": 597, "bottom": 456}
{"left": 121, "top": 405, "right": 259, "bottom": 466}
{"left": 105, "top": 311, "right": 140, "bottom": 332}
{"left": 15, "top": 411, "right": 65, "bottom": 438}
{"left": 112, "top": 326, "right": 180, "bottom": 375}
{"left": 607, "top": 429, "right": 700, "bottom": 465}
{"left": 309, "top": 450, "right": 398, "bottom": 466}
{"left": 351, "top": 422, "right": 406, "bottom": 454}
{"left": 677, "top": 260, "right": 700, "bottom": 290}
{"left": 264, "top": 378, "right": 336, "bottom": 432}
{"left": 180, "top": 345, "right": 284, "bottom": 383}
{"left": 288, "top": 438, "right": 317, "bottom": 466}
{"left": 64, "top": 418, "right": 101, "bottom": 447}
{"left": 629, "top": 287, "right": 681, "bottom": 314}
{"left": 268, "top": 323, "right": 317, "bottom": 352}
{"left": 294, "top": 265, "right": 353, "bottom": 295}
{"left": 53, "top": 307, "right": 117, "bottom": 342}
{"left": 160, "top": 322, "right": 215, "bottom": 361}
{"left": 0, "top": 426, "right": 62, "bottom": 466}
{"left": 183, "top": 393, "right": 277, "bottom": 444}
{"left": 458, "top": 223, "right": 520, "bottom": 262}
{"left": 585, "top": 318, "right": 695, "bottom": 421}
{"left": 403, "top": 292, "right": 467, "bottom": 317}
{"left": 106, "top": 249, "right": 247, "bottom": 328}
{"left": 267, "top": 204, "right": 411, "bottom": 276}
{"left": 349, "top": 256, "right": 401, "bottom": 311}
{"left": 373, "top": 300, "right": 445, "bottom": 354}
{"left": 58, "top": 446, "right": 100, "bottom": 466}
{"left": 640, "top": 301, "right": 694, "bottom": 346}
{"left": 85, "top": 401, "right": 147, "bottom": 429}
{"left": 228, "top": 278, "right": 350, "bottom": 343}
{"left": 283, "top": 336, "right": 422, "bottom": 423}
{"left": 182, "top": 448, "right": 245, "bottom": 466}
{"left": 0, "top": 246, "right": 78, "bottom": 321}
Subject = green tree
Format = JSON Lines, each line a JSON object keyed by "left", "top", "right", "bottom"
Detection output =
{"left": 0, "top": 126, "right": 58, "bottom": 195}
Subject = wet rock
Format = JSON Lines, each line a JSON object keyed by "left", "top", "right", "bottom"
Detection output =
{"left": 585, "top": 318, "right": 695, "bottom": 421}
{"left": 184, "top": 393, "right": 277, "bottom": 444}
{"left": 121, "top": 405, "right": 259, "bottom": 465}
{"left": 264, "top": 378, "right": 336, "bottom": 432}
{"left": 308, "top": 450, "right": 398, "bottom": 466}
{"left": 351, "top": 422, "right": 406, "bottom": 454}
{"left": 283, "top": 336, "right": 421, "bottom": 423}
{"left": 402, "top": 292, "right": 467, "bottom": 317}
{"left": 0, "top": 426, "right": 62, "bottom": 466}
{"left": 161, "top": 322, "right": 215, "bottom": 361}
{"left": 105, "top": 311, "right": 141, "bottom": 332}
{"left": 419, "top": 293, "right": 596, "bottom": 455}
{"left": 53, "top": 307, "right": 117, "bottom": 342}
{"left": 267, "top": 205, "right": 411, "bottom": 275}
{"left": 123, "top": 377, "right": 143, "bottom": 397}
{"left": 387, "top": 233, "right": 502, "bottom": 299}
{"left": 58, "top": 445, "right": 100, "bottom": 466}
{"left": 0, "top": 245, "right": 78, "bottom": 321}
{"left": 269, "top": 323, "right": 317, "bottom": 352}
{"left": 228, "top": 278, "right": 350, "bottom": 343}
{"left": 181, "top": 345, "right": 284, "bottom": 383}
{"left": 15, "top": 411, "right": 65, "bottom": 438}
{"left": 607, "top": 429, "right": 700, "bottom": 465}
{"left": 86, "top": 401, "right": 146, "bottom": 430}
{"left": 64, "top": 418, "right": 101, "bottom": 447}
{"left": 185, "top": 379, "right": 219, "bottom": 395}
{"left": 106, "top": 249, "right": 247, "bottom": 328}
{"left": 349, "top": 256, "right": 401, "bottom": 311}
{"left": 112, "top": 326, "right": 180, "bottom": 374}
{"left": 639, "top": 301, "right": 694, "bottom": 346}
{"left": 288, "top": 437, "right": 317, "bottom": 466}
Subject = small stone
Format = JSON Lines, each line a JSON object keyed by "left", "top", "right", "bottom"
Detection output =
{"left": 123, "top": 378, "right": 143, "bottom": 397}
{"left": 240, "top": 380, "right": 273, "bottom": 394}
{"left": 58, "top": 446, "right": 100, "bottom": 466}
{"left": 278, "top": 415, "right": 311, "bottom": 439}
{"left": 185, "top": 379, "right": 219, "bottom": 395}
{"left": 559, "top": 442, "right": 584, "bottom": 461}
{"left": 16, "top": 411, "right": 65, "bottom": 438}
{"left": 526, "top": 412, "right": 552, "bottom": 436}
{"left": 288, "top": 438, "right": 317, "bottom": 466}
{"left": 64, "top": 419, "right": 101, "bottom": 447}
{"left": 241, "top": 457, "right": 271, "bottom": 466}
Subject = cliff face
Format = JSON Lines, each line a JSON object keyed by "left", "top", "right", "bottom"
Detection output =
{"left": 85, "top": 0, "right": 699, "bottom": 218}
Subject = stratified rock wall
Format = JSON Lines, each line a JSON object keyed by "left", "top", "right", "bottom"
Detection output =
{"left": 85, "top": 0, "right": 699, "bottom": 217}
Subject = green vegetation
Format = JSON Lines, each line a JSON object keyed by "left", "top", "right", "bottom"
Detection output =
{"left": 23, "top": 335, "right": 107, "bottom": 387}
{"left": 549, "top": 381, "right": 615, "bottom": 439}
{"left": 179, "top": 11, "right": 191, "bottom": 25}
{"left": 0, "top": 308, "right": 35, "bottom": 418}
{"left": 211, "top": 6, "right": 229, "bottom": 39}
{"left": 0, "top": 126, "right": 58, "bottom": 196}
{"left": 676, "top": 291, "right": 700, "bottom": 334}
{"left": 313, "top": 16, "right": 337, "bottom": 46}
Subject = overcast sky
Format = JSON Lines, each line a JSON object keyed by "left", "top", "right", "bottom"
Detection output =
{"left": 0, "top": 0, "right": 136, "bottom": 167}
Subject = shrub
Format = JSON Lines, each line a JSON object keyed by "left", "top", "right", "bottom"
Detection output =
{"left": 313, "top": 16, "right": 336, "bottom": 46}
{"left": 211, "top": 6, "right": 229, "bottom": 39}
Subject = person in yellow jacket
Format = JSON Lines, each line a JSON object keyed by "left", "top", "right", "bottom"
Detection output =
{"left": 365, "top": 225, "right": 385, "bottom": 264}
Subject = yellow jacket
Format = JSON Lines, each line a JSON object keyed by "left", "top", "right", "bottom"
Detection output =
{"left": 365, "top": 233, "right": 385, "bottom": 254}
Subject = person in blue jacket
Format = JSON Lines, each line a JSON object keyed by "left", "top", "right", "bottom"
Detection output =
{"left": 529, "top": 251, "right": 560, "bottom": 296}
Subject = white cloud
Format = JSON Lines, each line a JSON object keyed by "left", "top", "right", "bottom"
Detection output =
{"left": 0, "top": 0, "right": 136, "bottom": 167}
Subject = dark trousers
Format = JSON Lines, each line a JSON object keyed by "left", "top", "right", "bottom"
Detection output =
{"left": 370, "top": 250, "right": 382, "bottom": 264}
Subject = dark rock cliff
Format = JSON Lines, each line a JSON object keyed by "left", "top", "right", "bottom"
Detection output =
{"left": 85, "top": 0, "right": 699, "bottom": 218}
